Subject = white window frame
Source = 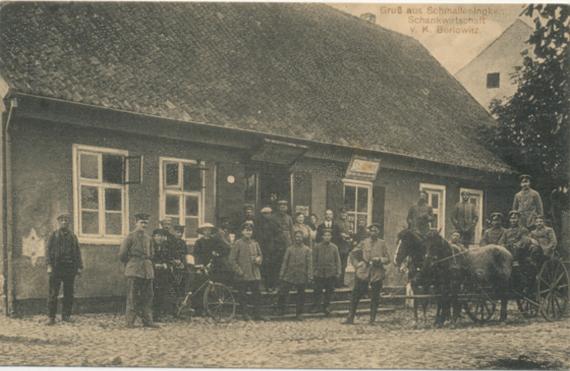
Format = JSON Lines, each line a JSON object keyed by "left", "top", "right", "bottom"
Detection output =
{"left": 159, "top": 157, "right": 205, "bottom": 243}
{"left": 420, "top": 183, "right": 446, "bottom": 235}
{"left": 460, "top": 187, "right": 484, "bottom": 245}
{"left": 342, "top": 179, "right": 373, "bottom": 234}
{"left": 72, "top": 144, "right": 129, "bottom": 245}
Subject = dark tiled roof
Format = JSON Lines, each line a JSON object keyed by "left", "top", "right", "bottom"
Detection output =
{"left": 0, "top": 2, "right": 511, "bottom": 173}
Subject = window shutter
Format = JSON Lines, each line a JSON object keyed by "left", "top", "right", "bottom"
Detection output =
{"left": 326, "top": 180, "right": 344, "bottom": 215}
{"left": 292, "top": 171, "right": 312, "bottom": 214}
{"left": 372, "top": 186, "right": 386, "bottom": 238}
{"left": 122, "top": 155, "right": 143, "bottom": 184}
{"left": 216, "top": 161, "right": 246, "bottom": 228}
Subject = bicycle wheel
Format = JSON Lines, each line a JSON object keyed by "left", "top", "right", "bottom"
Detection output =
{"left": 203, "top": 282, "right": 236, "bottom": 322}
{"left": 176, "top": 292, "right": 194, "bottom": 319}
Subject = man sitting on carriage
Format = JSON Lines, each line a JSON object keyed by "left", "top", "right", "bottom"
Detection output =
{"left": 499, "top": 210, "right": 543, "bottom": 294}
{"left": 529, "top": 215, "right": 557, "bottom": 258}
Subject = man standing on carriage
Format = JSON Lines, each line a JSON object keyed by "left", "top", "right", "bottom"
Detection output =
{"left": 342, "top": 223, "right": 390, "bottom": 325}
{"left": 407, "top": 190, "right": 435, "bottom": 238}
{"left": 480, "top": 212, "right": 507, "bottom": 246}
{"left": 512, "top": 174, "right": 544, "bottom": 230}
{"left": 451, "top": 191, "right": 478, "bottom": 248}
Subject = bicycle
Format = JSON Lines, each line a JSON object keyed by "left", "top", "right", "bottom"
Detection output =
{"left": 174, "top": 259, "right": 237, "bottom": 323}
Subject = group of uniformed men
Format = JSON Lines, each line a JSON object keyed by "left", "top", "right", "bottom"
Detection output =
{"left": 45, "top": 173, "right": 563, "bottom": 327}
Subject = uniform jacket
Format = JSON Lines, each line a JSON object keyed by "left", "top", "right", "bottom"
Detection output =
{"left": 274, "top": 212, "right": 295, "bottom": 247}
{"left": 407, "top": 203, "right": 434, "bottom": 236}
{"left": 313, "top": 241, "right": 341, "bottom": 278}
{"left": 530, "top": 226, "right": 557, "bottom": 255}
{"left": 119, "top": 230, "right": 154, "bottom": 279}
{"left": 480, "top": 226, "right": 507, "bottom": 246}
{"left": 512, "top": 188, "right": 544, "bottom": 229}
{"left": 355, "top": 238, "right": 390, "bottom": 282}
{"left": 46, "top": 228, "right": 83, "bottom": 272}
{"left": 230, "top": 238, "right": 262, "bottom": 281}
{"left": 451, "top": 201, "right": 478, "bottom": 233}
{"left": 256, "top": 216, "right": 286, "bottom": 254}
{"left": 499, "top": 225, "right": 534, "bottom": 263}
{"left": 280, "top": 244, "right": 313, "bottom": 285}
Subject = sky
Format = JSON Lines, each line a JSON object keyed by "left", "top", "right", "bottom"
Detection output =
{"left": 329, "top": 4, "right": 530, "bottom": 74}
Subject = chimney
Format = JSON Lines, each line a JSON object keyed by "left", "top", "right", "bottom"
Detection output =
{"left": 360, "top": 13, "right": 376, "bottom": 24}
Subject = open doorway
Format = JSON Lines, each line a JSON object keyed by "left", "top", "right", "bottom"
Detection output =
{"left": 252, "top": 164, "right": 291, "bottom": 210}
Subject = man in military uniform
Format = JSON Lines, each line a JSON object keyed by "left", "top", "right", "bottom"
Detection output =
{"left": 46, "top": 213, "right": 83, "bottom": 325}
{"left": 499, "top": 211, "right": 540, "bottom": 293}
{"left": 256, "top": 207, "right": 284, "bottom": 291}
{"left": 480, "top": 212, "right": 507, "bottom": 246}
{"left": 530, "top": 215, "right": 557, "bottom": 257}
{"left": 119, "top": 213, "right": 158, "bottom": 328}
{"left": 243, "top": 204, "right": 256, "bottom": 228}
{"left": 451, "top": 191, "right": 478, "bottom": 247}
{"left": 274, "top": 200, "right": 294, "bottom": 248}
{"left": 512, "top": 174, "right": 544, "bottom": 230}
{"left": 407, "top": 191, "right": 435, "bottom": 237}
{"left": 342, "top": 224, "right": 390, "bottom": 325}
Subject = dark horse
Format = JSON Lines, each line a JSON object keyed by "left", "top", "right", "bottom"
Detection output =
{"left": 422, "top": 231, "right": 513, "bottom": 324}
{"left": 394, "top": 229, "right": 432, "bottom": 325}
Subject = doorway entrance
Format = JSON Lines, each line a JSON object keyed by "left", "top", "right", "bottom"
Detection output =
{"left": 246, "top": 163, "right": 291, "bottom": 210}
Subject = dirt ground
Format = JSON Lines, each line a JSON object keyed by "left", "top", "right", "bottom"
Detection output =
{"left": 0, "top": 308, "right": 568, "bottom": 369}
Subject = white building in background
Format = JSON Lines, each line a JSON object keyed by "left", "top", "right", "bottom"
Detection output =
{"left": 455, "top": 19, "right": 533, "bottom": 111}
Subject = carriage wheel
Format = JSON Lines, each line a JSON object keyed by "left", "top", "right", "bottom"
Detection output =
{"left": 203, "top": 282, "right": 236, "bottom": 323}
{"left": 465, "top": 298, "right": 496, "bottom": 323}
{"left": 537, "top": 258, "right": 570, "bottom": 321}
{"left": 516, "top": 298, "right": 539, "bottom": 318}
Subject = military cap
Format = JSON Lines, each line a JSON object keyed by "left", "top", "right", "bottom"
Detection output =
{"left": 197, "top": 223, "right": 216, "bottom": 232}
{"left": 535, "top": 214, "right": 545, "bottom": 220}
{"left": 490, "top": 212, "right": 503, "bottom": 220}
{"left": 159, "top": 217, "right": 172, "bottom": 224}
{"left": 243, "top": 204, "right": 254, "bottom": 211}
{"left": 321, "top": 228, "right": 333, "bottom": 235}
{"left": 508, "top": 210, "right": 520, "bottom": 218}
{"left": 277, "top": 200, "right": 289, "bottom": 205}
{"left": 240, "top": 223, "right": 254, "bottom": 231}
{"left": 57, "top": 213, "right": 71, "bottom": 221}
{"left": 519, "top": 174, "right": 532, "bottom": 182}
{"left": 172, "top": 225, "right": 185, "bottom": 232}
{"left": 134, "top": 213, "right": 150, "bottom": 221}
{"left": 367, "top": 223, "right": 382, "bottom": 231}
{"left": 152, "top": 228, "right": 168, "bottom": 236}
{"left": 260, "top": 206, "right": 272, "bottom": 213}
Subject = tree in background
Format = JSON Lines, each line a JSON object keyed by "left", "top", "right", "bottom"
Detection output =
{"left": 489, "top": 4, "right": 569, "bottom": 190}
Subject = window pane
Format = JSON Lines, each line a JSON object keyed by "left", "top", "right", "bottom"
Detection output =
{"left": 105, "top": 188, "right": 122, "bottom": 211}
{"left": 185, "top": 218, "right": 199, "bottom": 238}
{"left": 81, "top": 211, "right": 99, "bottom": 234}
{"left": 81, "top": 186, "right": 99, "bottom": 210}
{"left": 431, "top": 194, "right": 439, "bottom": 209}
{"left": 102, "top": 154, "right": 123, "bottom": 184}
{"left": 80, "top": 153, "right": 99, "bottom": 179}
{"left": 105, "top": 212, "right": 122, "bottom": 235}
{"left": 185, "top": 196, "right": 199, "bottom": 217}
{"left": 183, "top": 164, "right": 202, "bottom": 191}
{"left": 357, "top": 187, "right": 368, "bottom": 213}
{"left": 165, "top": 194, "right": 180, "bottom": 215}
{"left": 165, "top": 163, "right": 179, "bottom": 187}
{"left": 344, "top": 186, "right": 356, "bottom": 212}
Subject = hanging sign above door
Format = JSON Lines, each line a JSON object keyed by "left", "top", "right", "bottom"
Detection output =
{"left": 345, "top": 155, "right": 381, "bottom": 181}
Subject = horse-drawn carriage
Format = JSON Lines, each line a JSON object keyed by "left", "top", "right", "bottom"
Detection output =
{"left": 394, "top": 228, "right": 569, "bottom": 325}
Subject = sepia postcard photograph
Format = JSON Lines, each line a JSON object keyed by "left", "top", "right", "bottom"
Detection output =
{"left": 0, "top": 0, "right": 568, "bottom": 369}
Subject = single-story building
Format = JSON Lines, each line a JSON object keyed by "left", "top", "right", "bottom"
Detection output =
{"left": 0, "top": 3, "right": 516, "bottom": 315}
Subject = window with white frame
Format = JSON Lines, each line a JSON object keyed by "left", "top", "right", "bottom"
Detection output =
{"left": 460, "top": 187, "right": 484, "bottom": 244}
{"left": 160, "top": 158, "right": 205, "bottom": 240}
{"left": 420, "top": 183, "right": 446, "bottom": 234}
{"left": 343, "top": 180, "right": 372, "bottom": 234}
{"left": 73, "top": 145, "right": 129, "bottom": 242}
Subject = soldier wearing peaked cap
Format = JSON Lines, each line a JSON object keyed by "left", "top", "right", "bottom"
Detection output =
{"left": 46, "top": 213, "right": 83, "bottom": 325}
{"left": 480, "top": 212, "right": 507, "bottom": 247}
{"left": 119, "top": 212, "right": 157, "bottom": 328}
{"left": 512, "top": 174, "right": 544, "bottom": 230}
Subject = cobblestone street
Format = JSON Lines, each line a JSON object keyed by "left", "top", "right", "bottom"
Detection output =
{"left": 0, "top": 309, "right": 568, "bottom": 369}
